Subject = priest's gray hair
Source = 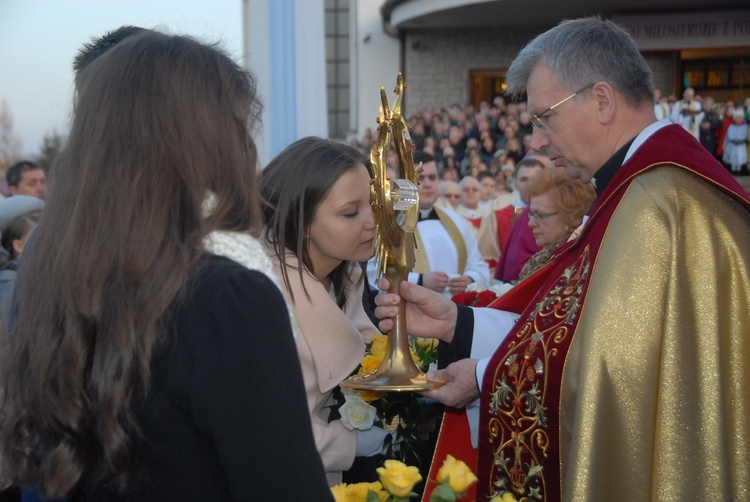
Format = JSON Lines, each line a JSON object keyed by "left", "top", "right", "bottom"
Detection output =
{"left": 505, "top": 17, "right": 654, "bottom": 107}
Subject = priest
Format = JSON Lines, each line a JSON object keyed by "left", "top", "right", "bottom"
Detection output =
{"left": 374, "top": 17, "right": 750, "bottom": 502}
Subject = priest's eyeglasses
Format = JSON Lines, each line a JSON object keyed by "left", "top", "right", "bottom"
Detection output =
{"left": 529, "top": 211, "right": 559, "bottom": 221}
{"left": 531, "top": 83, "right": 594, "bottom": 129}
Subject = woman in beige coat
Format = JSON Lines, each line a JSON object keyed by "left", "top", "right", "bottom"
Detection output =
{"left": 261, "top": 137, "right": 387, "bottom": 485}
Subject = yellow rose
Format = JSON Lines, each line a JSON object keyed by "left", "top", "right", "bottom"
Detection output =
{"left": 414, "top": 337, "right": 439, "bottom": 351}
{"left": 330, "top": 483, "right": 348, "bottom": 502}
{"left": 376, "top": 459, "right": 422, "bottom": 498}
{"left": 344, "top": 481, "right": 388, "bottom": 502}
{"left": 359, "top": 354, "right": 383, "bottom": 374}
{"left": 359, "top": 388, "right": 383, "bottom": 403}
{"left": 436, "top": 454, "right": 478, "bottom": 494}
{"left": 369, "top": 334, "right": 389, "bottom": 360}
{"left": 344, "top": 482, "right": 371, "bottom": 502}
{"left": 368, "top": 481, "right": 390, "bottom": 502}
{"left": 490, "top": 493, "right": 518, "bottom": 502}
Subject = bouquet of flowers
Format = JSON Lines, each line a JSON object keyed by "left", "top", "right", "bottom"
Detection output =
{"left": 328, "top": 334, "right": 441, "bottom": 467}
{"left": 331, "top": 455, "right": 479, "bottom": 502}
{"left": 450, "top": 282, "right": 513, "bottom": 307}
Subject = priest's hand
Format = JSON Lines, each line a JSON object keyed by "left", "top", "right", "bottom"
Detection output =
{"left": 422, "top": 358, "right": 479, "bottom": 408}
{"left": 422, "top": 271, "right": 449, "bottom": 292}
{"left": 374, "top": 278, "right": 457, "bottom": 343}
{"left": 447, "top": 274, "right": 472, "bottom": 295}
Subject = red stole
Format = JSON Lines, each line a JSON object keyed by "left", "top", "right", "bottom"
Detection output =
{"left": 421, "top": 261, "right": 557, "bottom": 502}
{"left": 476, "top": 125, "right": 750, "bottom": 500}
{"left": 466, "top": 215, "right": 483, "bottom": 230}
{"left": 483, "top": 206, "right": 523, "bottom": 272}
{"left": 493, "top": 205, "right": 520, "bottom": 252}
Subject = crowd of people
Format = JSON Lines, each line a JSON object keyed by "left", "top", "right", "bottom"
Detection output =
{"left": 657, "top": 86, "right": 750, "bottom": 175}
{"left": 348, "top": 79, "right": 750, "bottom": 301}
{"left": 0, "top": 16, "right": 747, "bottom": 502}
{"left": 354, "top": 83, "right": 750, "bottom": 182}
{"left": 353, "top": 94, "right": 540, "bottom": 199}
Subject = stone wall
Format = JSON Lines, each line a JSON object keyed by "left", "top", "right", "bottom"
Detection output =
{"left": 403, "top": 26, "right": 531, "bottom": 114}
{"left": 643, "top": 52, "right": 677, "bottom": 97}
{"left": 401, "top": 26, "right": 678, "bottom": 115}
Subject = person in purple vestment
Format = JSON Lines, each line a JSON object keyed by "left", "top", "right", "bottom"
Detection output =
{"left": 492, "top": 157, "right": 545, "bottom": 283}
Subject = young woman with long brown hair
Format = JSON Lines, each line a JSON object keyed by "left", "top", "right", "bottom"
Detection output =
{"left": 0, "top": 28, "right": 332, "bottom": 501}
{"left": 260, "top": 137, "right": 387, "bottom": 485}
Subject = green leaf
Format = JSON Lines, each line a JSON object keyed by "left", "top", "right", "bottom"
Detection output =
{"left": 527, "top": 460, "right": 543, "bottom": 480}
{"left": 529, "top": 486, "right": 542, "bottom": 499}
{"left": 429, "top": 482, "right": 457, "bottom": 502}
{"left": 366, "top": 491, "right": 381, "bottom": 502}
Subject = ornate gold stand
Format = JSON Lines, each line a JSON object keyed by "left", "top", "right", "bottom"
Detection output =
{"left": 341, "top": 73, "right": 442, "bottom": 392}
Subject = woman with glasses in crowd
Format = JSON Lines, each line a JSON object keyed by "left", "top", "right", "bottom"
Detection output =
{"left": 518, "top": 167, "right": 595, "bottom": 281}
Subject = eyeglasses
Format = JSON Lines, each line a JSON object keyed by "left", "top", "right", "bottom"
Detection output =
{"left": 442, "top": 193, "right": 460, "bottom": 199}
{"left": 528, "top": 210, "right": 559, "bottom": 221}
{"left": 462, "top": 187, "right": 479, "bottom": 193}
{"left": 530, "top": 83, "right": 594, "bottom": 129}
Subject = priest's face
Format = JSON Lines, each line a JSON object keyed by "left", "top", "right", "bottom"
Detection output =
{"left": 526, "top": 63, "right": 600, "bottom": 183}
{"left": 459, "top": 178, "right": 480, "bottom": 209}
{"left": 417, "top": 161, "right": 439, "bottom": 210}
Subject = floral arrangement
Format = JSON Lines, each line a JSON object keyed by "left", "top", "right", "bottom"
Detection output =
{"left": 331, "top": 455, "right": 478, "bottom": 502}
{"left": 329, "top": 333, "right": 441, "bottom": 467}
{"left": 450, "top": 282, "right": 513, "bottom": 307}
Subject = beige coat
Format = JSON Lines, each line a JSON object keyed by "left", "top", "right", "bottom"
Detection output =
{"left": 272, "top": 254, "right": 377, "bottom": 486}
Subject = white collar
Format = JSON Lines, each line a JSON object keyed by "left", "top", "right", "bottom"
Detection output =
{"left": 624, "top": 119, "right": 671, "bottom": 164}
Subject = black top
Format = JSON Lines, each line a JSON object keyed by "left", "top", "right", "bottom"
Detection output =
{"left": 438, "top": 305, "right": 474, "bottom": 368}
{"left": 591, "top": 138, "right": 635, "bottom": 197}
{"left": 69, "top": 254, "right": 333, "bottom": 501}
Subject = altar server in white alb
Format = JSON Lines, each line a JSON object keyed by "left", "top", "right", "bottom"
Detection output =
{"left": 368, "top": 151, "right": 489, "bottom": 298}
{"left": 670, "top": 86, "right": 704, "bottom": 140}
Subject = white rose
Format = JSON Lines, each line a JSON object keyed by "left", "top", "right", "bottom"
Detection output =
{"left": 339, "top": 394, "right": 378, "bottom": 431}
{"left": 490, "top": 282, "right": 515, "bottom": 297}
{"left": 465, "top": 282, "right": 485, "bottom": 293}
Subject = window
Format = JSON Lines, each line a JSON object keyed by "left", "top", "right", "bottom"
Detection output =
{"left": 325, "top": 0, "right": 350, "bottom": 139}
{"left": 682, "top": 58, "right": 749, "bottom": 90}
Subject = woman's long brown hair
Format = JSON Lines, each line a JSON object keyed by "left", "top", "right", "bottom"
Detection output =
{"left": 0, "top": 29, "right": 262, "bottom": 496}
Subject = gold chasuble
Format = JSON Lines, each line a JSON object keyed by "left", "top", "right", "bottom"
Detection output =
{"left": 477, "top": 125, "right": 750, "bottom": 501}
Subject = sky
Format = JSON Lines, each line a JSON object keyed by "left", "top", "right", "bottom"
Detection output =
{"left": 0, "top": 0, "right": 244, "bottom": 158}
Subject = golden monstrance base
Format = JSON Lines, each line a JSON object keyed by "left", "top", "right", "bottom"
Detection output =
{"left": 340, "top": 368, "right": 444, "bottom": 392}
